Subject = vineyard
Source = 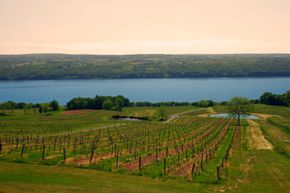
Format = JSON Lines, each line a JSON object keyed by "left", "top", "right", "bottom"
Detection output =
{"left": 0, "top": 108, "right": 239, "bottom": 183}
{"left": 1, "top": 105, "right": 289, "bottom": 193}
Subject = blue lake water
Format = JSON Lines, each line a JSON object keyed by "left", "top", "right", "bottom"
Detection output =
{"left": 0, "top": 78, "right": 289, "bottom": 104}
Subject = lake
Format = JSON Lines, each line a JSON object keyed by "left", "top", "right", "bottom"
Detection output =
{"left": 0, "top": 78, "right": 289, "bottom": 104}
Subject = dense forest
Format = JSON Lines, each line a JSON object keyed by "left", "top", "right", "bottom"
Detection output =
{"left": 0, "top": 54, "right": 290, "bottom": 80}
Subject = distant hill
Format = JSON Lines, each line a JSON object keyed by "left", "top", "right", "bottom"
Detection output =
{"left": 0, "top": 54, "right": 290, "bottom": 80}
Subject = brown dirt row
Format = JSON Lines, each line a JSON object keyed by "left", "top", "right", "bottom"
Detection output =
{"left": 170, "top": 120, "right": 233, "bottom": 177}
{"left": 123, "top": 119, "right": 227, "bottom": 171}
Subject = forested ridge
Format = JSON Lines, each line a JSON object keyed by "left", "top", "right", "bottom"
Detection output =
{"left": 0, "top": 54, "right": 290, "bottom": 80}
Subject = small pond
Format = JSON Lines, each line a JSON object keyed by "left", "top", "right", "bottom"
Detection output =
{"left": 118, "top": 118, "right": 142, "bottom": 121}
{"left": 209, "top": 113, "right": 259, "bottom": 119}
{"left": 112, "top": 115, "right": 148, "bottom": 121}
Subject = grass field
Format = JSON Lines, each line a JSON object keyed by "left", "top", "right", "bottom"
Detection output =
{"left": 0, "top": 105, "right": 289, "bottom": 193}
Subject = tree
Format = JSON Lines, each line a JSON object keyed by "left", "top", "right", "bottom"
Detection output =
{"left": 158, "top": 106, "right": 166, "bottom": 121}
{"left": 228, "top": 97, "right": 252, "bottom": 126}
{"left": 0, "top": 101, "right": 15, "bottom": 115}
{"left": 195, "top": 100, "right": 215, "bottom": 107}
{"left": 40, "top": 103, "right": 51, "bottom": 113}
{"left": 50, "top": 100, "right": 59, "bottom": 111}
{"left": 283, "top": 90, "right": 290, "bottom": 106}
{"left": 260, "top": 92, "right": 288, "bottom": 106}
{"left": 102, "top": 99, "right": 114, "bottom": 110}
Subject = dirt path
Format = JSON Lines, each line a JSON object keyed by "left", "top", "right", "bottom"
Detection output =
{"left": 164, "top": 109, "right": 199, "bottom": 123}
{"left": 247, "top": 120, "right": 273, "bottom": 150}
{"left": 198, "top": 107, "right": 215, "bottom": 118}
{"left": 165, "top": 107, "right": 216, "bottom": 123}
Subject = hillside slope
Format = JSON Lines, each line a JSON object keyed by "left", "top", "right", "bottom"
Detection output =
{"left": 0, "top": 54, "right": 290, "bottom": 80}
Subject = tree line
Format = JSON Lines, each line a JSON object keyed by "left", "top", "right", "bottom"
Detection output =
{"left": 67, "top": 95, "right": 130, "bottom": 111}
{"left": 0, "top": 90, "right": 289, "bottom": 114}
{"left": 0, "top": 100, "right": 59, "bottom": 114}
{"left": 1, "top": 54, "right": 290, "bottom": 80}
{"left": 259, "top": 90, "right": 290, "bottom": 106}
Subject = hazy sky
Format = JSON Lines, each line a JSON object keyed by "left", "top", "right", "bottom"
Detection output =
{"left": 0, "top": 0, "right": 290, "bottom": 54}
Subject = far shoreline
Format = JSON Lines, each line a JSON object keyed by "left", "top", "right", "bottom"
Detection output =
{"left": 1, "top": 76, "right": 290, "bottom": 82}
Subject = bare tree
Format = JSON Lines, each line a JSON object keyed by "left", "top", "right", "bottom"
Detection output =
{"left": 228, "top": 97, "right": 252, "bottom": 126}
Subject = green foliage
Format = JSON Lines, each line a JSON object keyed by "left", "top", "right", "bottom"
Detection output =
{"left": 1, "top": 54, "right": 290, "bottom": 80}
{"left": 39, "top": 103, "right": 51, "bottom": 113}
{"left": 260, "top": 90, "right": 290, "bottom": 106}
{"left": 192, "top": 100, "right": 216, "bottom": 107}
{"left": 50, "top": 100, "right": 60, "bottom": 111}
{"left": 67, "top": 95, "right": 130, "bottom": 111}
{"left": 102, "top": 99, "right": 114, "bottom": 110}
{"left": 0, "top": 100, "right": 59, "bottom": 114}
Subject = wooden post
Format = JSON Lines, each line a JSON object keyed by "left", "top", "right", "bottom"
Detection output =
{"left": 42, "top": 145, "right": 46, "bottom": 160}
{"left": 166, "top": 146, "right": 169, "bottom": 157}
{"left": 130, "top": 141, "right": 132, "bottom": 153}
{"left": 217, "top": 165, "right": 221, "bottom": 181}
{"left": 0, "top": 138, "right": 2, "bottom": 155}
{"left": 63, "top": 147, "right": 66, "bottom": 162}
{"left": 53, "top": 137, "right": 57, "bottom": 152}
{"left": 42, "top": 137, "right": 45, "bottom": 148}
{"left": 115, "top": 152, "right": 119, "bottom": 167}
{"left": 192, "top": 145, "right": 195, "bottom": 158}
{"left": 114, "top": 144, "right": 117, "bottom": 157}
{"left": 90, "top": 145, "right": 94, "bottom": 164}
{"left": 34, "top": 138, "right": 38, "bottom": 152}
{"left": 0, "top": 143, "right": 2, "bottom": 154}
{"left": 191, "top": 163, "right": 195, "bottom": 176}
{"left": 138, "top": 156, "right": 142, "bottom": 170}
{"left": 200, "top": 154, "right": 204, "bottom": 171}
{"left": 164, "top": 158, "right": 167, "bottom": 175}
{"left": 134, "top": 146, "right": 136, "bottom": 160}
{"left": 67, "top": 135, "right": 70, "bottom": 149}
{"left": 16, "top": 138, "right": 19, "bottom": 150}
{"left": 73, "top": 140, "right": 76, "bottom": 156}
{"left": 21, "top": 144, "right": 25, "bottom": 158}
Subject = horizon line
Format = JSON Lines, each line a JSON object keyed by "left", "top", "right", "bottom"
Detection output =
{"left": 1, "top": 52, "right": 290, "bottom": 56}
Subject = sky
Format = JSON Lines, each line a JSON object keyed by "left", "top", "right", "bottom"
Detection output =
{"left": 0, "top": 0, "right": 290, "bottom": 54}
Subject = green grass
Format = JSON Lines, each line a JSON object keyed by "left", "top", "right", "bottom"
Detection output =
{"left": 258, "top": 119, "right": 290, "bottom": 156}
{"left": 220, "top": 117, "right": 290, "bottom": 193}
{"left": 222, "top": 150, "right": 290, "bottom": 193}
{"left": 0, "top": 162, "right": 210, "bottom": 193}
{"left": 123, "top": 106, "right": 196, "bottom": 120}
{"left": 0, "top": 109, "right": 121, "bottom": 135}
{"left": 252, "top": 104, "right": 290, "bottom": 118}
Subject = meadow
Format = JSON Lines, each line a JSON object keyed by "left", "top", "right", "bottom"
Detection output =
{"left": 0, "top": 104, "right": 289, "bottom": 193}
